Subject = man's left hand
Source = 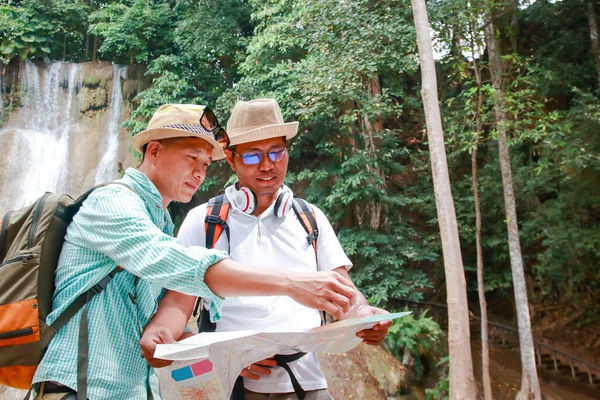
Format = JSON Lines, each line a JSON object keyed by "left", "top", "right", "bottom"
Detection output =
{"left": 355, "top": 305, "right": 392, "bottom": 346}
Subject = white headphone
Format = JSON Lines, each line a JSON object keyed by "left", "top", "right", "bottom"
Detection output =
{"left": 232, "top": 183, "right": 294, "bottom": 217}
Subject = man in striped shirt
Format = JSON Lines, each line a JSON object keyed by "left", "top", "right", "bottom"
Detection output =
{"left": 32, "top": 104, "right": 354, "bottom": 400}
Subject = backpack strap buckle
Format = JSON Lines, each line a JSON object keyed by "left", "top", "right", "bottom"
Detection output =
{"left": 205, "top": 214, "right": 227, "bottom": 225}
{"left": 306, "top": 230, "right": 319, "bottom": 246}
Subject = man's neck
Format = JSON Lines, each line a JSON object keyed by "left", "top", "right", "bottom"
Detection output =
{"left": 137, "top": 165, "right": 170, "bottom": 209}
{"left": 252, "top": 193, "right": 278, "bottom": 216}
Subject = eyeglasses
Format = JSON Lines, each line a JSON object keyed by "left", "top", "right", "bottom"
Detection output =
{"left": 199, "top": 107, "right": 230, "bottom": 150}
{"left": 232, "top": 147, "right": 288, "bottom": 165}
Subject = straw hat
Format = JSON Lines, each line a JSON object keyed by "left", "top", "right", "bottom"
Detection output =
{"left": 227, "top": 99, "right": 298, "bottom": 146}
{"left": 131, "top": 104, "right": 226, "bottom": 160}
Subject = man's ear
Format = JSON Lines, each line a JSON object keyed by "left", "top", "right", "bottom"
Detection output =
{"left": 145, "top": 140, "right": 162, "bottom": 163}
{"left": 225, "top": 149, "right": 236, "bottom": 171}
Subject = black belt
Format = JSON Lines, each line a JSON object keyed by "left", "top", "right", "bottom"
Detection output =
{"left": 230, "top": 352, "right": 307, "bottom": 400}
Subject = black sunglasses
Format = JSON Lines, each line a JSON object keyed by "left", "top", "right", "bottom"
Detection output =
{"left": 200, "top": 107, "right": 230, "bottom": 150}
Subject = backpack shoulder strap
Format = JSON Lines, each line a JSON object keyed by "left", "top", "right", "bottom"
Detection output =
{"left": 69, "top": 182, "right": 133, "bottom": 214}
{"left": 291, "top": 197, "right": 329, "bottom": 326}
{"left": 50, "top": 182, "right": 134, "bottom": 332}
{"left": 204, "top": 194, "right": 231, "bottom": 253}
{"left": 196, "top": 194, "right": 230, "bottom": 327}
{"left": 49, "top": 266, "right": 122, "bottom": 332}
{"left": 291, "top": 197, "right": 319, "bottom": 257}
{"left": 0, "top": 210, "right": 14, "bottom": 261}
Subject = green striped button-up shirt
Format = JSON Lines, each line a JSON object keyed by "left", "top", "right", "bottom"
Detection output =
{"left": 33, "top": 168, "right": 228, "bottom": 399}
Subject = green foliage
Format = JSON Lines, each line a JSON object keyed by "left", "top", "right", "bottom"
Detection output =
{"left": 519, "top": 0, "right": 599, "bottom": 97}
{"left": 0, "top": 1, "right": 56, "bottom": 63}
{"left": 424, "top": 356, "right": 449, "bottom": 400}
{"left": 385, "top": 311, "right": 445, "bottom": 381}
{"left": 123, "top": 0, "right": 253, "bottom": 137}
{"left": 89, "top": 0, "right": 175, "bottom": 64}
{"left": 339, "top": 227, "right": 435, "bottom": 305}
{"left": 517, "top": 89, "right": 600, "bottom": 305}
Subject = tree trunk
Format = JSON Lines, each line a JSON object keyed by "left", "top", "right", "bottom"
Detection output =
{"left": 472, "top": 148, "right": 492, "bottom": 400}
{"left": 365, "top": 77, "right": 384, "bottom": 229}
{"left": 484, "top": 19, "right": 542, "bottom": 400}
{"left": 85, "top": 34, "right": 90, "bottom": 59}
{"left": 587, "top": 0, "right": 600, "bottom": 83}
{"left": 358, "top": 76, "right": 385, "bottom": 230}
{"left": 468, "top": 17, "right": 492, "bottom": 400}
{"left": 411, "top": 1, "right": 477, "bottom": 398}
{"left": 92, "top": 36, "right": 98, "bottom": 62}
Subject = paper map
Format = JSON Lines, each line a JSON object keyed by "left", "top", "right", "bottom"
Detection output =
{"left": 155, "top": 311, "right": 411, "bottom": 399}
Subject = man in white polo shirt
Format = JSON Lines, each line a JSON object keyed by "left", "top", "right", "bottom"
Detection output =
{"left": 142, "top": 99, "right": 391, "bottom": 400}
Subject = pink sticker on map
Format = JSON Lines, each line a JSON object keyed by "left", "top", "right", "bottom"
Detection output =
{"left": 190, "top": 359, "right": 214, "bottom": 376}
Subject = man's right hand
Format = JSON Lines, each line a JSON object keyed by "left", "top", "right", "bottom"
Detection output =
{"left": 140, "top": 325, "right": 176, "bottom": 369}
{"left": 285, "top": 270, "right": 355, "bottom": 320}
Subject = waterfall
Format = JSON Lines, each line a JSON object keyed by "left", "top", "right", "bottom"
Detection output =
{"left": 0, "top": 61, "right": 133, "bottom": 213}
{"left": 94, "top": 64, "right": 127, "bottom": 184}
{"left": 53, "top": 63, "right": 84, "bottom": 190}
{"left": 0, "top": 61, "right": 84, "bottom": 212}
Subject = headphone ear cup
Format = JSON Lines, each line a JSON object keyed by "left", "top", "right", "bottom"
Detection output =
{"left": 234, "top": 186, "right": 256, "bottom": 214}
{"left": 274, "top": 191, "right": 294, "bottom": 218}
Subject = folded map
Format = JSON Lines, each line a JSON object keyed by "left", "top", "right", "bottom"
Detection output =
{"left": 155, "top": 311, "right": 411, "bottom": 399}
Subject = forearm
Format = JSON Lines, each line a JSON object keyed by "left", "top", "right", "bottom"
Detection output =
{"left": 147, "top": 291, "right": 196, "bottom": 340}
{"left": 206, "top": 259, "right": 355, "bottom": 321}
{"left": 204, "top": 258, "right": 292, "bottom": 297}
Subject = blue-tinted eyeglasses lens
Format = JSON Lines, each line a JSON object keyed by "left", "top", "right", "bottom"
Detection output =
{"left": 240, "top": 148, "right": 287, "bottom": 165}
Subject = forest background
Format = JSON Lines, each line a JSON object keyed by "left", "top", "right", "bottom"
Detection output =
{"left": 1, "top": 0, "right": 599, "bottom": 396}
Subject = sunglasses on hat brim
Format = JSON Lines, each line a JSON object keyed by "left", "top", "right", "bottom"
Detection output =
{"left": 200, "top": 107, "right": 230, "bottom": 150}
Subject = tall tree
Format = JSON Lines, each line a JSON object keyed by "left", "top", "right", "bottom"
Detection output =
{"left": 411, "top": 0, "right": 477, "bottom": 398}
{"left": 587, "top": 0, "right": 600, "bottom": 82}
{"left": 484, "top": 10, "right": 542, "bottom": 400}
{"left": 466, "top": 14, "right": 493, "bottom": 398}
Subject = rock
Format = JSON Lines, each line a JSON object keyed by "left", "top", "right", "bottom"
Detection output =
{"left": 318, "top": 344, "right": 411, "bottom": 399}
{"left": 122, "top": 80, "right": 139, "bottom": 101}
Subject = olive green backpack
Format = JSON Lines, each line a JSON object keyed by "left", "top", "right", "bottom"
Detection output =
{"left": 0, "top": 183, "right": 129, "bottom": 391}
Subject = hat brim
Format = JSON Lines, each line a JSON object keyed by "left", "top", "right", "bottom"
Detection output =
{"left": 228, "top": 122, "right": 299, "bottom": 146}
{"left": 132, "top": 127, "right": 226, "bottom": 160}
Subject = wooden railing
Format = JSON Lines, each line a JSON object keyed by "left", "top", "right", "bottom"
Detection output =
{"left": 392, "top": 298, "right": 600, "bottom": 386}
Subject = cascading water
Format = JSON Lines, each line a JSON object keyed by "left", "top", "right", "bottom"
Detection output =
{"left": 94, "top": 64, "right": 127, "bottom": 184}
{"left": 0, "top": 61, "right": 130, "bottom": 213}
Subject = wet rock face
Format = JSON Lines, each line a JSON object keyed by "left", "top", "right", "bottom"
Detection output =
{"left": 318, "top": 344, "right": 411, "bottom": 399}
{"left": 81, "top": 85, "right": 109, "bottom": 112}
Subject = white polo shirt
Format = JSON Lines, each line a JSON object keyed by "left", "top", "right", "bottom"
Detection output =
{"left": 177, "top": 184, "right": 352, "bottom": 394}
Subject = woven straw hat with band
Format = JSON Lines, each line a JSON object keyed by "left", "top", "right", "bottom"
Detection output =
{"left": 131, "top": 104, "right": 226, "bottom": 160}
{"left": 227, "top": 99, "right": 298, "bottom": 146}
